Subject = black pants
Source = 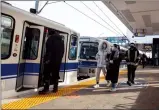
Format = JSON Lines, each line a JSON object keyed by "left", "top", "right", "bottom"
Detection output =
{"left": 142, "top": 62, "right": 146, "bottom": 68}
{"left": 106, "top": 64, "right": 113, "bottom": 81}
{"left": 127, "top": 65, "right": 137, "bottom": 82}
{"left": 106, "top": 63, "right": 120, "bottom": 83}
{"left": 111, "top": 65, "right": 120, "bottom": 84}
{"left": 43, "top": 63, "right": 59, "bottom": 90}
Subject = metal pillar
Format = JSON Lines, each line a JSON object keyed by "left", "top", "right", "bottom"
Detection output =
{"left": 35, "top": 0, "right": 39, "bottom": 13}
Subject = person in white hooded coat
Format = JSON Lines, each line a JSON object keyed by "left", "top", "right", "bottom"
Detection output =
{"left": 94, "top": 41, "right": 109, "bottom": 88}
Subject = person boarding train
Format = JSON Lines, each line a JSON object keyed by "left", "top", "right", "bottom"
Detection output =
{"left": 39, "top": 31, "right": 64, "bottom": 94}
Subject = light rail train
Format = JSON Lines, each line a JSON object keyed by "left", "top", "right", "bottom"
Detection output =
{"left": 1, "top": 2, "right": 80, "bottom": 99}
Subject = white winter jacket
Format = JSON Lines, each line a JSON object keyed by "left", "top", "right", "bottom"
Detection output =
{"left": 96, "top": 41, "right": 109, "bottom": 67}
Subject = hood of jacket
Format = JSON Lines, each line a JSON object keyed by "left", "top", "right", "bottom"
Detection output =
{"left": 98, "top": 40, "right": 109, "bottom": 52}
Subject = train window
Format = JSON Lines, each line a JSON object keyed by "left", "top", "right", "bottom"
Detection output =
{"left": 69, "top": 35, "right": 78, "bottom": 60}
{"left": 80, "top": 42, "right": 98, "bottom": 60}
{"left": 22, "top": 27, "right": 40, "bottom": 60}
{"left": 1, "top": 15, "right": 14, "bottom": 59}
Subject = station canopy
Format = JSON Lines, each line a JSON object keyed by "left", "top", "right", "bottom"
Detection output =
{"left": 103, "top": 0, "right": 159, "bottom": 36}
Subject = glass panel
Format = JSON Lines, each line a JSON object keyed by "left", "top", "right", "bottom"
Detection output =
{"left": 22, "top": 28, "right": 40, "bottom": 60}
{"left": 1, "top": 15, "right": 12, "bottom": 28}
{"left": 69, "top": 35, "right": 78, "bottom": 60}
{"left": 1, "top": 15, "right": 14, "bottom": 59}
{"left": 80, "top": 42, "right": 98, "bottom": 60}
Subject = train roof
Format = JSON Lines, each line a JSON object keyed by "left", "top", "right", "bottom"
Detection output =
{"left": 80, "top": 36, "right": 112, "bottom": 44}
{"left": 1, "top": 2, "right": 79, "bottom": 35}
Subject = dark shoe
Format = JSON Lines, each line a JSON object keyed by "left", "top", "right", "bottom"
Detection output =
{"left": 131, "top": 81, "right": 135, "bottom": 84}
{"left": 52, "top": 88, "right": 58, "bottom": 93}
{"left": 127, "top": 81, "right": 132, "bottom": 86}
{"left": 52, "top": 86, "right": 58, "bottom": 93}
{"left": 39, "top": 88, "right": 49, "bottom": 94}
{"left": 52, "top": 81, "right": 58, "bottom": 93}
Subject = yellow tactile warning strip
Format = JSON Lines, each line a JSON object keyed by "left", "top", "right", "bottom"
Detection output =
{"left": 2, "top": 70, "right": 127, "bottom": 109}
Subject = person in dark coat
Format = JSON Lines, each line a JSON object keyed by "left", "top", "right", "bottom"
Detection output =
{"left": 125, "top": 43, "right": 139, "bottom": 86}
{"left": 108, "top": 44, "right": 121, "bottom": 91}
{"left": 39, "top": 31, "right": 64, "bottom": 94}
{"left": 105, "top": 52, "right": 111, "bottom": 87}
{"left": 141, "top": 53, "right": 147, "bottom": 68}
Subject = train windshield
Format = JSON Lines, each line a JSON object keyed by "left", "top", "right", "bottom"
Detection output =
{"left": 80, "top": 42, "right": 98, "bottom": 60}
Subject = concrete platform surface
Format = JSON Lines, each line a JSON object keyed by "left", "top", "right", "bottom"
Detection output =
{"left": 2, "top": 67, "right": 159, "bottom": 109}
{"left": 31, "top": 67, "right": 159, "bottom": 109}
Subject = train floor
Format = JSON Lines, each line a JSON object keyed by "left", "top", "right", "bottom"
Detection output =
{"left": 2, "top": 66, "right": 159, "bottom": 109}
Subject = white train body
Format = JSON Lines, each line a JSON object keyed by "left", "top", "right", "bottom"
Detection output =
{"left": 1, "top": 2, "right": 80, "bottom": 99}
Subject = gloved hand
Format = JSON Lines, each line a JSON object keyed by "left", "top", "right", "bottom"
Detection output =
{"left": 110, "top": 60, "right": 113, "bottom": 64}
{"left": 45, "top": 60, "right": 50, "bottom": 64}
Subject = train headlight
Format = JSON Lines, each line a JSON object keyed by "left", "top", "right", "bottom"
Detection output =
{"left": 89, "top": 69, "right": 91, "bottom": 73}
{"left": 92, "top": 69, "right": 95, "bottom": 73}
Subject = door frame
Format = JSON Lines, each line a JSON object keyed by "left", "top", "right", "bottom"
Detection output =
{"left": 15, "top": 22, "right": 30, "bottom": 91}
{"left": 38, "top": 27, "right": 69, "bottom": 88}
{"left": 15, "top": 21, "right": 44, "bottom": 91}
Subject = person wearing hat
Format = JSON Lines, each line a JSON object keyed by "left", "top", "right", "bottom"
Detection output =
{"left": 125, "top": 43, "right": 139, "bottom": 86}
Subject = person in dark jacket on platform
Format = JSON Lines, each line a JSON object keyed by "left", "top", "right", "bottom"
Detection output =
{"left": 141, "top": 53, "right": 147, "bottom": 68}
{"left": 39, "top": 31, "right": 64, "bottom": 94}
{"left": 125, "top": 43, "right": 139, "bottom": 86}
{"left": 107, "top": 44, "right": 121, "bottom": 91}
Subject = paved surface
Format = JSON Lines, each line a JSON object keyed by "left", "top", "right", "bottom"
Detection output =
{"left": 31, "top": 67, "right": 159, "bottom": 109}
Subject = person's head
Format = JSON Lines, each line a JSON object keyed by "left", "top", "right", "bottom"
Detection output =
{"left": 114, "top": 44, "right": 118, "bottom": 48}
{"left": 49, "top": 30, "right": 55, "bottom": 36}
{"left": 130, "top": 43, "right": 135, "bottom": 49}
{"left": 71, "top": 37, "right": 77, "bottom": 46}
{"left": 102, "top": 42, "right": 107, "bottom": 49}
{"left": 112, "top": 44, "right": 118, "bottom": 50}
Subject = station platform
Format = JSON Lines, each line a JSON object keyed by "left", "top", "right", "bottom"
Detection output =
{"left": 2, "top": 66, "right": 159, "bottom": 109}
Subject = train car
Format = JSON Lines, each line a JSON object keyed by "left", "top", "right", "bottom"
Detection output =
{"left": 77, "top": 36, "right": 112, "bottom": 79}
{"left": 1, "top": 2, "right": 80, "bottom": 99}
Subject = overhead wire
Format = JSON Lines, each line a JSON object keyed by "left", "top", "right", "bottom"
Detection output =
{"left": 37, "top": 1, "right": 61, "bottom": 14}
{"left": 80, "top": 1, "right": 122, "bottom": 36}
{"left": 38, "top": 1, "right": 49, "bottom": 14}
{"left": 37, "top": 1, "right": 129, "bottom": 39}
{"left": 92, "top": 1, "right": 129, "bottom": 40}
{"left": 64, "top": 1, "right": 120, "bottom": 35}
{"left": 47, "top": 1, "right": 62, "bottom": 4}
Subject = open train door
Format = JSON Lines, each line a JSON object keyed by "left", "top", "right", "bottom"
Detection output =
{"left": 58, "top": 33, "right": 68, "bottom": 82}
{"left": 16, "top": 22, "right": 44, "bottom": 91}
{"left": 38, "top": 29, "right": 68, "bottom": 87}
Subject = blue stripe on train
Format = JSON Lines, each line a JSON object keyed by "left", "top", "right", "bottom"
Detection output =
{"left": 1, "top": 62, "right": 78, "bottom": 77}
{"left": 78, "top": 61, "right": 97, "bottom": 68}
{"left": 78, "top": 60, "right": 127, "bottom": 68}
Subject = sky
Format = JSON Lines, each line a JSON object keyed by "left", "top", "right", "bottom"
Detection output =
{"left": 6, "top": 1, "right": 127, "bottom": 35}
{"left": 6, "top": 1, "right": 159, "bottom": 43}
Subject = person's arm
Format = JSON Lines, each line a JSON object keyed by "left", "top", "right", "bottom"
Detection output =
{"left": 125, "top": 50, "right": 129, "bottom": 62}
{"left": 136, "top": 50, "right": 140, "bottom": 62}
{"left": 109, "top": 50, "right": 115, "bottom": 63}
{"left": 105, "top": 53, "right": 109, "bottom": 61}
{"left": 110, "top": 50, "right": 115, "bottom": 60}
{"left": 135, "top": 50, "right": 140, "bottom": 65}
{"left": 96, "top": 52, "right": 99, "bottom": 60}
